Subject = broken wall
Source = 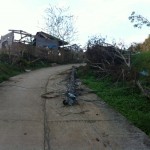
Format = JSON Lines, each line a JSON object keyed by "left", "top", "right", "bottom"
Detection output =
{"left": 0, "top": 32, "right": 14, "bottom": 49}
{"left": 36, "top": 35, "right": 59, "bottom": 50}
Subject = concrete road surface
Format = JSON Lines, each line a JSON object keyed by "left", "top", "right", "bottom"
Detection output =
{"left": 0, "top": 64, "right": 150, "bottom": 150}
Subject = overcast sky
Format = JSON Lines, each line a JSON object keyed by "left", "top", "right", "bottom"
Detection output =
{"left": 0, "top": 0, "right": 150, "bottom": 47}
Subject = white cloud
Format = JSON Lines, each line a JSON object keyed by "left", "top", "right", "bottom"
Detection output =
{"left": 0, "top": 0, "right": 48, "bottom": 35}
{"left": 72, "top": 0, "right": 150, "bottom": 45}
{"left": 0, "top": 0, "right": 150, "bottom": 46}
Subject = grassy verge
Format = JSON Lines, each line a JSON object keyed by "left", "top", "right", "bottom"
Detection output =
{"left": 0, "top": 60, "right": 51, "bottom": 83}
{"left": 0, "top": 63, "right": 23, "bottom": 83}
{"left": 78, "top": 68, "right": 150, "bottom": 137}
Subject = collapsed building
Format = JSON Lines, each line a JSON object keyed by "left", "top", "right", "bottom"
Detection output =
{"left": 0, "top": 30, "right": 84, "bottom": 63}
{"left": 34, "top": 31, "right": 68, "bottom": 49}
{"left": 0, "top": 30, "right": 68, "bottom": 49}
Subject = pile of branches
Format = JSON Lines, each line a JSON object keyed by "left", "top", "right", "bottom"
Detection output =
{"left": 86, "top": 36, "right": 131, "bottom": 81}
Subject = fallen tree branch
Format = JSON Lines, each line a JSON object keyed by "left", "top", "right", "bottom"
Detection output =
{"left": 136, "top": 80, "right": 150, "bottom": 99}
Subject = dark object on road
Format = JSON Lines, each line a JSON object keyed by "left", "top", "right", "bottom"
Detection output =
{"left": 63, "top": 66, "right": 77, "bottom": 106}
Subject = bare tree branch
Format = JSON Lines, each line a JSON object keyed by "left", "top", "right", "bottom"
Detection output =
{"left": 45, "top": 5, "right": 77, "bottom": 43}
{"left": 86, "top": 36, "right": 131, "bottom": 81}
{"left": 129, "top": 11, "right": 150, "bottom": 28}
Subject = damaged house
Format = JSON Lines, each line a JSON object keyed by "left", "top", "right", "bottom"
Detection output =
{"left": 0, "top": 30, "right": 68, "bottom": 50}
{"left": 0, "top": 30, "right": 83, "bottom": 63}
{"left": 0, "top": 32, "right": 14, "bottom": 49}
{"left": 34, "top": 31, "right": 68, "bottom": 49}
{"left": 0, "top": 30, "right": 72, "bottom": 63}
{"left": 0, "top": 30, "right": 34, "bottom": 49}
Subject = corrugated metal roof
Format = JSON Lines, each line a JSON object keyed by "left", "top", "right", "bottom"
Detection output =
{"left": 36, "top": 31, "right": 68, "bottom": 46}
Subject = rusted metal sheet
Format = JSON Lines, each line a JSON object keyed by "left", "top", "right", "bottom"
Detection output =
{"left": 35, "top": 32, "right": 68, "bottom": 50}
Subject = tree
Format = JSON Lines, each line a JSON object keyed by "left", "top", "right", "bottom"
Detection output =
{"left": 86, "top": 36, "right": 131, "bottom": 82}
{"left": 45, "top": 5, "right": 77, "bottom": 43}
{"left": 129, "top": 11, "right": 150, "bottom": 28}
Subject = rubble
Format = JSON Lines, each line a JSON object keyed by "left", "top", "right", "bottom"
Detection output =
{"left": 63, "top": 66, "right": 77, "bottom": 105}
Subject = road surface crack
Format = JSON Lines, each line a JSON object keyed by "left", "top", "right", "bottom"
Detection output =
{"left": 43, "top": 76, "right": 51, "bottom": 150}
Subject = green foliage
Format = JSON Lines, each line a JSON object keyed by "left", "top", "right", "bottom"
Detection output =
{"left": 0, "top": 54, "right": 52, "bottom": 83}
{"left": 132, "top": 51, "right": 150, "bottom": 87}
{"left": 0, "top": 63, "right": 23, "bottom": 83}
{"left": 78, "top": 68, "right": 150, "bottom": 136}
{"left": 129, "top": 11, "right": 150, "bottom": 28}
{"left": 132, "top": 51, "right": 150, "bottom": 71}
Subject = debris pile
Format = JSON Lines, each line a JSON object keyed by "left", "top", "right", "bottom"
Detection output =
{"left": 63, "top": 66, "right": 77, "bottom": 106}
{"left": 86, "top": 37, "right": 131, "bottom": 81}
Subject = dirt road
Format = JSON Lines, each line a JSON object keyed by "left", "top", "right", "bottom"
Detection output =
{"left": 0, "top": 64, "right": 150, "bottom": 150}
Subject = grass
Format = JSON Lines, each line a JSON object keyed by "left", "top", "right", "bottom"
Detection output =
{"left": 0, "top": 55, "right": 52, "bottom": 83}
{"left": 78, "top": 68, "right": 150, "bottom": 137}
{"left": 0, "top": 63, "right": 24, "bottom": 83}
